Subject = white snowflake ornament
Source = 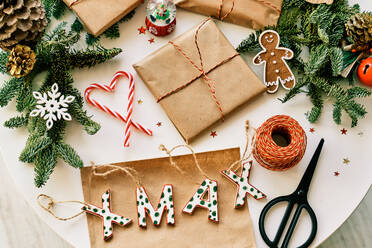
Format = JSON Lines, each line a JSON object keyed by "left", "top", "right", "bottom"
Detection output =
{"left": 30, "top": 83, "right": 75, "bottom": 129}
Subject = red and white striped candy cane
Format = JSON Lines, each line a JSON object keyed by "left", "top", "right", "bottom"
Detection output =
{"left": 84, "top": 71, "right": 152, "bottom": 147}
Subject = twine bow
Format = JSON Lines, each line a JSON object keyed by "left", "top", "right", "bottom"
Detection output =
{"left": 158, "top": 18, "right": 240, "bottom": 119}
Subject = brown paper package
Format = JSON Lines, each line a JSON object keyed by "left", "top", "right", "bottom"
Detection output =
{"left": 62, "top": 0, "right": 142, "bottom": 36}
{"left": 174, "top": 0, "right": 283, "bottom": 30}
{"left": 81, "top": 148, "right": 257, "bottom": 248}
{"left": 133, "top": 19, "right": 266, "bottom": 143}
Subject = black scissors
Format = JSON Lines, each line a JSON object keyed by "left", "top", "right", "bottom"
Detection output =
{"left": 259, "top": 138, "right": 324, "bottom": 248}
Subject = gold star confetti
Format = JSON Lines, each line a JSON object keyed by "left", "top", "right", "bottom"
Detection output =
{"left": 137, "top": 99, "right": 143, "bottom": 104}
{"left": 343, "top": 158, "right": 350, "bottom": 165}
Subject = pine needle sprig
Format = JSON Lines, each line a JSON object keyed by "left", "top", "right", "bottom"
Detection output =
{"left": 237, "top": 0, "right": 371, "bottom": 127}
{"left": 0, "top": 23, "right": 122, "bottom": 187}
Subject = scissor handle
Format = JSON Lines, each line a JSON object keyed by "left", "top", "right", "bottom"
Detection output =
{"left": 259, "top": 196, "right": 317, "bottom": 248}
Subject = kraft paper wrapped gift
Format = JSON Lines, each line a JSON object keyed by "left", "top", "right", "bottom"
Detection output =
{"left": 62, "top": 0, "right": 142, "bottom": 36}
{"left": 133, "top": 19, "right": 266, "bottom": 143}
{"left": 81, "top": 148, "right": 257, "bottom": 248}
{"left": 174, "top": 0, "right": 283, "bottom": 30}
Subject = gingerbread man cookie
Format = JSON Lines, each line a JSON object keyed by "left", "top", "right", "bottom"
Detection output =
{"left": 253, "top": 30, "right": 295, "bottom": 93}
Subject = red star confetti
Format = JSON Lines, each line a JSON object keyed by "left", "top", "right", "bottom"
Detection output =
{"left": 309, "top": 128, "right": 315, "bottom": 133}
{"left": 156, "top": 122, "right": 162, "bottom": 127}
{"left": 340, "top": 128, "right": 347, "bottom": 135}
{"left": 334, "top": 171, "right": 340, "bottom": 176}
{"left": 137, "top": 99, "right": 143, "bottom": 104}
{"left": 343, "top": 158, "right": 350, "bottom": 165}
{"left": 138, "top": 26, "right": 146, "bottom": 34}
{"left": 210, "top": 131, "right": 217, "bottom": 138}
{"left": 148, "top": 38, "right": 155, "bottom": 44}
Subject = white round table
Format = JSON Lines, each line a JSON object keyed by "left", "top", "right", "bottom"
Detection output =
{"left": 1, "top": 1, "right": 371, "bottom": 247}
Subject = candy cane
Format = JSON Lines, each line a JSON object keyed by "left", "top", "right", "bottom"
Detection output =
{"left": 84, "top": 71, "right": 152, "bottom": 147}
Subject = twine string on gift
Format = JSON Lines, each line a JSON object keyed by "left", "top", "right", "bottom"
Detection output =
{"left": 160, "top": 18, "right": 240, "bottom": 120}
{"left": 254, "top": 0, "right": 281, "bottom": 13}
{"left": 92, "top": 164, "right": 143, "bottom": 189}
{"left": 228, "top": 120, "right": 257, "bottom": 173}
{"left": 217, "top": 0, "right": 235, "bottom": 21}
{"left": 159, "top": 144, "right": 213, "bottom": 182}
{"left": 68, "top": 0, "right": 83, "bottom": 8}
{"left": 37, "top": 194, "right": 90, "bottom": 221}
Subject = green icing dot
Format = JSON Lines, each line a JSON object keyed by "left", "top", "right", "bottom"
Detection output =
{"left": 250, "top": 188, "right": 254, "bottom": 192}
{"left": 161, "top": 193, "right": 165, "bottom": 198}
{"left": 201, "top": 181, "right": 206, "bottom": 186}
{"left": 105, "top": 231, "right": 108, "bottom": 234}
{"left": 237, "top": 203, "right": 241, "bottom": 207}
{"left": 213, "top": 200, "right": 217, "bottom": 205}
{"left": 172, "top": 214, "right": 174, "bottom": 218}
{"left": 106, "top": 216, "right": 111, "bottom": 220}
{"left": 233, "top": 175, "right": 237, "bottom": 179}
{"left": 82, "top": 206, "right": 87, "bottom": 210}
{"left": 208, "top": 203, "right": 211, "bottom": 207}
{"left": 167, "top": 209, "right": 169, "bottom": 213}
{"left": 212, "top": 211, "right": 216, "bottom": 216}
{"left": 102, "top": 199, "right": 104, "bottom": 202}
{"left": 109, "top": 227, "right": 112, "bottom": 231}
{"left": 139, "top": 195, "right": 143, "bottom": 199}
{"left": 145, "top": 198, "right": 149, "bottom": 203}
{"left": 169, "top": 196, "right": 173, "bottom": 201}
{"left": 104, "top": 226, "right": 106, "bottom": 230}
{"left": 240, "top": 178, "right": 244, "bottom": 182}
{"left": 243, "top": 186, "right": 247, "bottom": 190}
{"left": 254, "top": 195, "right": 257, "bottom": 199}
{"left": 138, "top": 213, "right": 141, "bottom": 218}
{"left": 187, "top": 204, "right": 192, "bottom": 209}
{"left": 120, "top": 221, "right": 124, "bottom": 225}
{"left": 114, "top": 217, "right": 117, "bottom": 220}
{"left": 155, "top": 212, "right": 160, "bottom": 217}
{"left": 190, "top": 197, "right": 194, "bottom": 202}
{"left": 93, "top": 208, "right": 98, "bottom": 213}
{"left": 170, "top": 204, "right": 174, "bottom": 209}
{"left": 154, "top": 220, "right": 158, "bottom": 225}
{"left": 137, "top": 201, "right": 139, "bottom": 206}
{"left": 158, "top": 203, "right": 161, "bottom": 208}
{"left": 102, "top": 210, "right": 106, "bottom": 213}
{"left": 197, "top": 189, "right": 204, "bottom": 194}
{"left": 107, "top": 198, "right": 110, "bottom": 202}
{"left": 167, "top": 188, "right": 171, "bottom": 193}
{"left": 200, "top": 200, "right": 205, "bottom": 205}
{"left": 142, "top": 217, "right": 146, "bottom": 223}
{"left": 141, "top": 202, "right": 144, "bottom": 206}
{"left": 213, "top": 186, "right": 217, "bottom": 192}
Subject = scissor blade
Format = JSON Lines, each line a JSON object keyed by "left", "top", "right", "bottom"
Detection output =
{"left": 295, "top": 139, "right": 324, "bottom": 195}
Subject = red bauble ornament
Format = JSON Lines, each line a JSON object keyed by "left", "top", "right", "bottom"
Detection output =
{"left": 357, "top": 57, "right": 372, "bottom": 87}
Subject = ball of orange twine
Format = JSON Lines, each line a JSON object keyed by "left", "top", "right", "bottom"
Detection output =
{"left": 253, "top": 115, "right": 307, "bottom": 171}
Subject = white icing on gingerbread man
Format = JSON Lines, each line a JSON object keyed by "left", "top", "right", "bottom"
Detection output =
{"left": 253, "top": 30, "right": 296, "bottom": 93}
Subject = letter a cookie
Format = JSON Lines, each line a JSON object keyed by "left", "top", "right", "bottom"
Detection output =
{"left": 253, "top": 30, "right": 295, "bottom": 93}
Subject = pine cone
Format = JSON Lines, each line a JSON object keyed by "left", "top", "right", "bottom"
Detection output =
{"left": 0, "top": 0, "right": 48, "bottom": 50}
{"left": 6, "top": 44, "right": 36, "bottom": 78}
{"left": 345, "top": 12, "right": 372, "bottom": 46}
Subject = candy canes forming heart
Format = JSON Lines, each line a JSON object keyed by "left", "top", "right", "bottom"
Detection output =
{"left": 84, "top": 71, "right": 152, "bottom": 147}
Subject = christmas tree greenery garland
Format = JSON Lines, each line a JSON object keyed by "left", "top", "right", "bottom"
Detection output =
{"left": 0, "top": 21, "right": 122, "bottom": 187}
{"left": 43, "top": 0, "right": 136, "bottom": 45}
{"left": 237, "top": 0, "right": 371, "bottom": 127}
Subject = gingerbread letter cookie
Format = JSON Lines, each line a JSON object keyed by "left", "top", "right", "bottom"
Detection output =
{"left": 253, "top": 30, "right": 295, "bottom": 93}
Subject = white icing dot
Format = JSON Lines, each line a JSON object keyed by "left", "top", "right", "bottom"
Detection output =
{"left": 273, "top": 60, "right": 277, "bottom": 64}
{"left": 271, "top": 52, "right": 275, "bottom": 56}
{"left": 275, "top": 69, "right": 279, "bottom": 73}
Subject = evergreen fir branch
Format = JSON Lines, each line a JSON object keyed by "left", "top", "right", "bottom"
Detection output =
{"left": 306, "top": 83, "right": 323, "bottom": 123}
{"left": 71, "top": 18, "right": 84, "bottom": 33}
{"left": 16, "top": 82, "right": 34, "bottom": 112}
{"left": 85, "top": 34, "right": 100, "bottom": 46}
{"left": 304, "top": 45, "right": 329, "bottom": 75}
{"left": 4, "top": 116, "right": 28, "bottom": 129}
{"left": 119, "top": 9, "right": 136, "bottom": 23}
{"left": 69, "top": 47, "right": 122, "bottom": 69}
{"left": 330, "top": 47, "right": 344, "bottom": 76}
{"left": 0, "top": 77, "right": 23, "bottom": 107}
{"left": 34, "top": 145, "right": 57, "bottom": 188}
{"left": 55, "top": 142, "right": 83, "bottom": 168}
{"left": 347, "top": 87, "right": 371, "bottom": 98}
{"left": 333, "top": 102, "right": 342, "bottom": 124}
{"left": 279, "top": 77, "right": 308, "bottom": 103}
{"left": 69, "top": 102, "right": 101, "bottom": 135}
{"left": 0, "top": 51, "right": 9, "bottom": 74}
{"left": 236, "top": 32, "right": 260, "bottom": 53}
{"left": 103, "top": 23, "right": 120, "bottom": 39}
{"left": 43, "top": 0, "right": 67, "bottom": 19}
{"left": 19, "top": 134, "right": 52, "bottom": 163}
